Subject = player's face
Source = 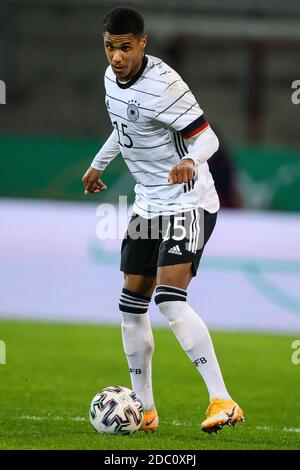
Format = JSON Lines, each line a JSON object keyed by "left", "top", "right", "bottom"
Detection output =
{"left": 103, "top": 32, "right": 147, "bottom": 81}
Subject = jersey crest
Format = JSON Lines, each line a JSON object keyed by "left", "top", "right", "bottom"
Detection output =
{"left": 127, "top": 100, "right": 140, "bottom": 122}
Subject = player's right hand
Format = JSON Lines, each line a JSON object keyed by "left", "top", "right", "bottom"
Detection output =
{"left": 81, "top": 167, "right": 107, "bottom": 194}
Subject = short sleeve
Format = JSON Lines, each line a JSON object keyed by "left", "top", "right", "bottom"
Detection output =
{"left": 154, "top": 79, "right": 204, "bottom": 131}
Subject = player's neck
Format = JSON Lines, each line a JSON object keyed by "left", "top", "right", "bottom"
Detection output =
{"left": 116, "top": 55, "right": 148, "bottom": 89}
{"left": 122, "top": 55, "right": 146, "bottom": 82}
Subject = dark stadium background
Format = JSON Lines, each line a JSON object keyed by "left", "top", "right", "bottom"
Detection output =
{"left": 1, "top": 0, "right": 300, "bottom": 209}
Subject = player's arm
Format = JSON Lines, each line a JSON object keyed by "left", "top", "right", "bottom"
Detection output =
{"left": 168, "top": 119, "right": 219, "bottom": 184}
{"left": 155, "top": 79, "right": 219, "bottom": 184}
{"left": 82, "top": 129, "right": 120, "bottom": 194}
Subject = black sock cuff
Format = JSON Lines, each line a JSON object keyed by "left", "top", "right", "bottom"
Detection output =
{"left": 154, "top": 285, "right": 187, "bottom": 305}
{"left": 119, "top": 288, "right": 151, "bottom": 314}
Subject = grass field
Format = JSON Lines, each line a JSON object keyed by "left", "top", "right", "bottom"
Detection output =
{"left": 0, "top": 320, "right": 299, "bottom": 450}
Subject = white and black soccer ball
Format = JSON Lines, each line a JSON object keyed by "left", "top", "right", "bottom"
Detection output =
{"left": 89, "top": 385, "right": 144, "bottom": 435}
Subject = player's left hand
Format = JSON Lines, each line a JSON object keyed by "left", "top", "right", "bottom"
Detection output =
{"left": 168, "top": 159, "right": 195, "bottom": 184}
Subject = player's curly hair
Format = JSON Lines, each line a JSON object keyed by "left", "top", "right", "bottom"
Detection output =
{"left": 103, "top": 7, "right": 144, "bottom": 37}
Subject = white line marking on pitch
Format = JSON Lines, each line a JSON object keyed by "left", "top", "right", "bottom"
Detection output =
{"left": 19, "top": 417, "right": 300, "bottom": 434}
{"left": 283, "top": 427, "right": 300, "bottom": 433}
{"left": 21, "top": 415, "right": 86, "bottom": 422}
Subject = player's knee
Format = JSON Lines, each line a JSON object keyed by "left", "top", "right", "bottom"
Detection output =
{"left": 123, "top": 274, "right": 156, "bottom": 299}
{"left": 119, "top": 288, "right": 151, "bottom": 314}
{"left": 154, "top": 284, "right": 187, "bottom": 319}
{"left": 156, "top": 263, "right": 193, "bottom": 289}
{"left": 154, "top": 285, "right": 193, "bottom": 351}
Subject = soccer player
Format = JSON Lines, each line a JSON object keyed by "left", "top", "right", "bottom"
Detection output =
{"left": 82, "top": 7, "right": 244, "bottom": 433}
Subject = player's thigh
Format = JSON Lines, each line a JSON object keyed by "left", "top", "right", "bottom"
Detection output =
{"left": 120, "top": 213, "right": 160, "bottom": 278}
{"left": 123, "top": 273, "right": 156, "bottom": 298}
{"left": 156, "top": 208, "right": 217, "bottom": 289}
{"left": 156, "top": 262, "right": 193, "bottom": 290}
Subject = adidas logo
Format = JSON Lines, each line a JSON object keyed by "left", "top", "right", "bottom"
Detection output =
{"left": 168, "top": 245, "right": 182, "bottom": 255}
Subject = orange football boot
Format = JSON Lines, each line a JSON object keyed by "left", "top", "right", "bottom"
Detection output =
{"left": 201, "top": 398, "right": 244, "bottom": 433}
{"left": 139, "top": 408, "right": 159, "bottom": 432}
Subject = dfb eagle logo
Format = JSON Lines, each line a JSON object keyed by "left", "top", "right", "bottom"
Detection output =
{"left": 127, "top": 101, "right": 139, "bottom": 122}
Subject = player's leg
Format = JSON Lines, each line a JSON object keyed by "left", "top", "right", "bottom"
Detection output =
{"left": 120, "top": 274, "right": 158, "bottom": 431}
{"left": 155, "top": 209, "right": 244, "bottom": 433}
{"left": 156, "top": 261, "right": 232, "bottom": 402}
{"left": 119, "top": 213, "right": 160, "bottom": 430}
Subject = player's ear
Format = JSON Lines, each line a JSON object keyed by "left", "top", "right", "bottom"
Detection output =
{"left": 140, "top": 34, "right": 147, "bottom": 50}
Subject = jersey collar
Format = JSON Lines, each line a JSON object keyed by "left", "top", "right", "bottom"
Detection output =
{"left": 116, "top": 55, "right": 148, "bottom": 89}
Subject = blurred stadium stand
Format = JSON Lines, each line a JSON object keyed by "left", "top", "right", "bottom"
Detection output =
{"left": 0, "top": 0, "right": 299, "bottom": 210}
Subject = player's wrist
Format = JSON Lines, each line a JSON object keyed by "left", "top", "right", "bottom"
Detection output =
{"left": 90, "top": 163, "right": 103, "bottom": 173}
{"left": 181, "top": 157, "right": 197, "bottom": 167}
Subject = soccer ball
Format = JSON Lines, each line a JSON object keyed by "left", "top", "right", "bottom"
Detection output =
{"left": 89, "top": 385, "right": 144, "bottom": 435}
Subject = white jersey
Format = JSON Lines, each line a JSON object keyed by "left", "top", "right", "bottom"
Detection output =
{"left": 103, "top": 54, "right": 219, "bottom": 218}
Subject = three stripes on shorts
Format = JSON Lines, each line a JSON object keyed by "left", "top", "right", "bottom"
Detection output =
{"left": 187, "top": 209, "right": 201, "bottom": 253}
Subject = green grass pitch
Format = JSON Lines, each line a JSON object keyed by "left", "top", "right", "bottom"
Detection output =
{"left": 0, "top": 320, "right": 299, "bottom": 450}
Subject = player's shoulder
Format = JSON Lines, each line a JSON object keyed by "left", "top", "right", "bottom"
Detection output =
{"left": 145, "top": 55, "right": 189, "bottom": 94}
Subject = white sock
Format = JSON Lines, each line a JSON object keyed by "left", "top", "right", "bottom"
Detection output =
{"left": 119, "top": 289, "right": 155, "bottom": 412}
{"left": 155, "top": 285, "right": 231, "bottom": 401}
